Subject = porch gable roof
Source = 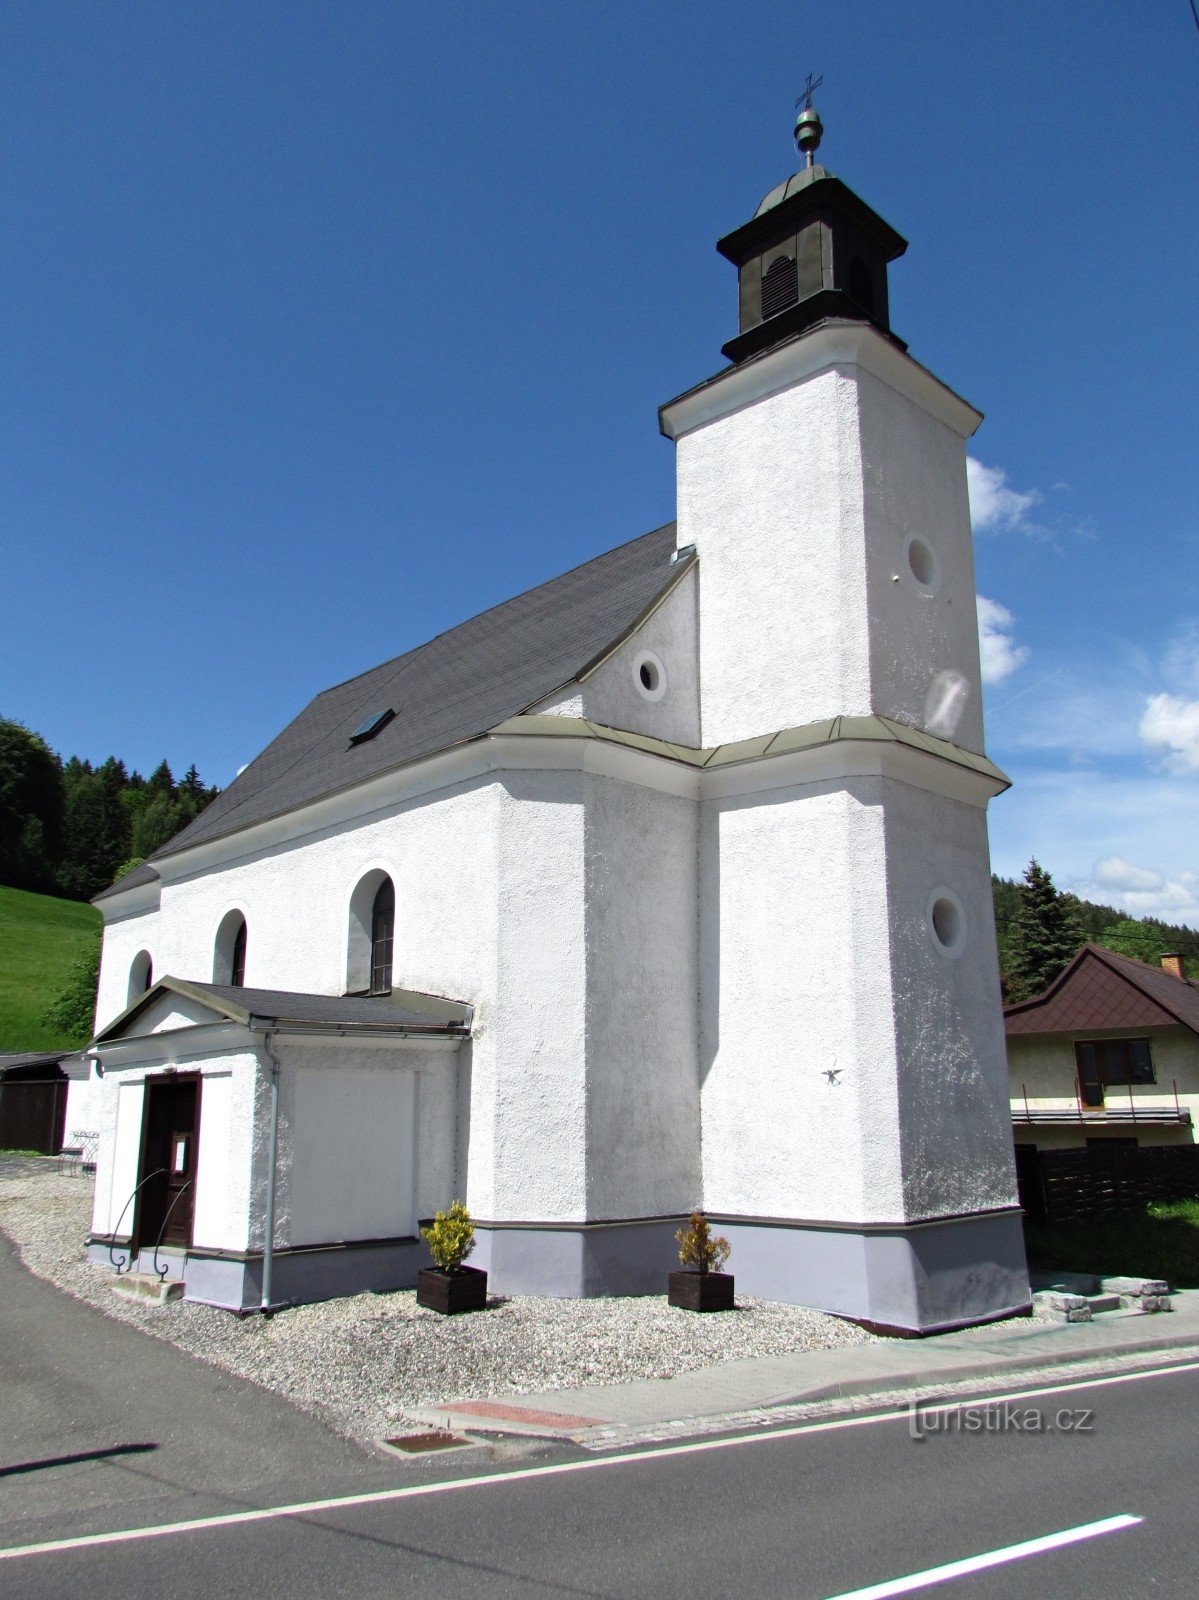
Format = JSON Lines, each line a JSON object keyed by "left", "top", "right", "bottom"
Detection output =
{"left": 94, "top": 976, "right": 473, "bottom": 1045}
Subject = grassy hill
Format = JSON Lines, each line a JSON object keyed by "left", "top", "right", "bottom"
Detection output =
{"left": 0, "top": 885, "right": 101, "bottom": 1052}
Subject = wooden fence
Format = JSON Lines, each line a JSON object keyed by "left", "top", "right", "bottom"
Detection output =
{"left": 0, "top": 1077, "right": 68, "bottom": 1155}
{"left": 1015, "top": 1143, "right": 1199, "bottom": 1227}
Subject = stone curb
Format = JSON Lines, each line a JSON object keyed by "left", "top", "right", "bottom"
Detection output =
{"left": 412, "top": 1327, "right": 1199, "bottom": 1444}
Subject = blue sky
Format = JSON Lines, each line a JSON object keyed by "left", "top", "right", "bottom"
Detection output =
{"left": 2, "top": 3, "right": 1197, "bottom": 917}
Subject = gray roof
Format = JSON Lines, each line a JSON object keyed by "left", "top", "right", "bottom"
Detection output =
{"left": 0, "top": 1050, "right": 73, "bottom": 1075}
{"left": 96, "top": 523, "right": 684, "bottom": 901}
{"left": 94, "top": 976, "right": 473, "bottom": 1043}
{"left": 755, "top": 164, "right": 830, "bottom": 216}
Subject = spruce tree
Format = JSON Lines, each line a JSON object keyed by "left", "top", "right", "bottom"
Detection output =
{"left": 1006, "top": 859, "right": 1085, "bottom": 1002}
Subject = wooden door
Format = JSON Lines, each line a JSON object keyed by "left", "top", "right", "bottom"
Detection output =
{"left": 134, "top": 1076, "right": 200, "bottom": 1254}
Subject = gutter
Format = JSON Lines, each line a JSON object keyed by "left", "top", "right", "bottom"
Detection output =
{"left": 257, "top": 1029, "right": 283, "bottom": 1314}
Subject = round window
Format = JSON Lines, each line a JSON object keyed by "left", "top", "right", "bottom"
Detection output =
{"left": 633, "top": 650, "right": 667, "bottom": 702}
{"left": 905, "top": 536, "right": 940, "bottom": 592}
{"left": 928, "top": 889, "right": 966, "bottom": 957}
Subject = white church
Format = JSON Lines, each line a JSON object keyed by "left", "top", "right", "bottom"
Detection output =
{"left": 80, "top": 111, "right": 1030, "bottom": 1334}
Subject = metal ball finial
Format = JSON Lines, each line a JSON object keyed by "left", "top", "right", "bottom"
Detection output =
{"left": 794, "top": 73, "right": 824, "bottom": 168}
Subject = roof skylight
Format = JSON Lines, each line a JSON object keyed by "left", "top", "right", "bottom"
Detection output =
{"left": 348, "top": 708, "right": 396, "bottom": 747}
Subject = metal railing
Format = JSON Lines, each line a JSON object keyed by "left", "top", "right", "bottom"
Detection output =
{"left": 107, "top": 1169, "right": 166, "bottom": 1275}
{"left": 151, "top": 1181, "right": 193, "bottom": 1282}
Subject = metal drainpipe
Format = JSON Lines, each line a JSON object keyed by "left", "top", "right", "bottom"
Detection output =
{"left": 259, "top": 1029, "right": 282, "bottom": 1313}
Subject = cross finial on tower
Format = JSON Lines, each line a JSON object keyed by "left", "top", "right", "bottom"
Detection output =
{"left": 794, "top": 74, "right": 824, "bottom": 168}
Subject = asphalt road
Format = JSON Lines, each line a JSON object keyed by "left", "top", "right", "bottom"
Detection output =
{"left": 1, "top": 1215, "right": 1195, "bottom": 1598}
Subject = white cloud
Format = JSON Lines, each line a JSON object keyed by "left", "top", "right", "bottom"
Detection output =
{"left": 966, "top": 457, "right": 1043, "bottom": 533}
{"left": 988, "top": 767, "right": 1199, "bottom": 925}
{"left": 1140, "top": 693, "right": 1199, "bottom": 773}
{"left": 976, "top": 595, "right": 1029, "bottom": 684}
{"left": 1093, "top": 856, "right": 1165, "bottom": 893}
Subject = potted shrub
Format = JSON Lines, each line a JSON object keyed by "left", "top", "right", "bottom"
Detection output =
{"left": 668, "top": 1212, "right": 734, "bottom": 1311}
{"left": 417, "top": 1200, "right": 488, "bottom": 1314}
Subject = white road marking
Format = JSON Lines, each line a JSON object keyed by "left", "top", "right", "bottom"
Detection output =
{"left": 819, "top": 1513, "right": 1143, "bottom": 1599}
{"left": 0, "top": 1359, "right": 1192, "bottom": 1564}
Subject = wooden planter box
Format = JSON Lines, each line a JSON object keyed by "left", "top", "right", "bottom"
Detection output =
{"left": 668, "top": 1270, "right": 735, "bottom": 1312}
{"left": 417, "top": 1265, "right": 488, "bottom": 1315}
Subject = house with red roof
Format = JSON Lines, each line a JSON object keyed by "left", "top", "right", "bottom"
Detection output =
{"left": 1006, "top": 946, "right": 1199, "bottom": 1152}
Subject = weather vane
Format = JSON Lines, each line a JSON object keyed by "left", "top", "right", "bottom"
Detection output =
{"left": 794, "top": 73, "right": 825, "bottom": 168}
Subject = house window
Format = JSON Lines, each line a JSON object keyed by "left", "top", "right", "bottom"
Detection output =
{"left": 127, "top": 950, "right": 153, "bottom": 1004}
{"left": 370, "top": 878, "right": 394, "bottom": 994}
{"left": 1075, "top": 1038, "right": 1154, "bottom": 1104}
{"left": 213, "top": 910, "right": 248, "bottom": 988}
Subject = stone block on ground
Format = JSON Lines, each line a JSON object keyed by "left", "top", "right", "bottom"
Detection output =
{"left": 1101, "top": 1276, "right": 1170, "bottom": 1297}
{"left": 1032, "top": 1290, "right": 1091, "bottom": 1323}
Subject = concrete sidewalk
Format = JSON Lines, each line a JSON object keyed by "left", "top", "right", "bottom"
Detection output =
{"left": 414, "top": 1291, "right": 1199, "bottom": 1447}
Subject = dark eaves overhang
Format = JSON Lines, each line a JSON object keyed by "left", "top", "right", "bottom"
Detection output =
{"left": 93, "top": 976, "right": 473, "bottom": 1048}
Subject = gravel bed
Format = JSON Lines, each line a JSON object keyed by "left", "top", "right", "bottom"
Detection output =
{"left": 0, "top": 1174, "right": 880, "bottom": 1446}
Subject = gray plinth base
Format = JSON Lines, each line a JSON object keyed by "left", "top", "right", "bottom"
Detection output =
{"left": 87, "top": 1237, "right": 425, "bottom": 1312}
{"left": 471, "top": 1209, "right": 1030, "bottom": 1332}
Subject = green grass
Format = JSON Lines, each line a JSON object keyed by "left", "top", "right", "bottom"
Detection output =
{"left": 1024, "top": 1200, "right": 1199, "bottom": 1289}
{"left": 0, "top": 884, "right": 100, "bottom": 1052}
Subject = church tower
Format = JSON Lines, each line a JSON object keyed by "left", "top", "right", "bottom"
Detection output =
{"left": 663, "top": 98, "right": 1029, "bottom": 1331}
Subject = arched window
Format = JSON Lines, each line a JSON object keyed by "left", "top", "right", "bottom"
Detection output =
{"left": 213, "top": 910, "right": 249, "bottom": 987}
{"left": 848, "top": 255, "right": 875, "bottom": 317}
{"left": 346, "top": 869, "right": 397, "bottom": 994}
{"left": 370, "top": 879, "right": 394, "bottom": 994}
{"left": 761, "top": 253, "right": 798, "bottom": 319}
{"left": 128, "top": 950, "right": 153, "bottom": 1005}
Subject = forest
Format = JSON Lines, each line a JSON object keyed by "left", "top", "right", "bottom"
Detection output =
{"left": 0, "top": 717, "right": 220, "bottom": 903}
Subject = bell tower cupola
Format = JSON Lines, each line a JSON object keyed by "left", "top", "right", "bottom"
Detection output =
{"left": 717, "top": 89, "right": 908, "bottom": 365}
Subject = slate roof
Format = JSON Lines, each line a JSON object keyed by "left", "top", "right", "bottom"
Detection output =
{"left": 0, "top": 1051, "right": 73, "bottom": 1076}
{"left": 1005, "top": 944, "right": 1199, "bottom": 1037}
{"left": 94, "top": 976, "right": 473, "bottom": 1043}
{"left": 96, "top": 523, "right": 686, "bottom": 900}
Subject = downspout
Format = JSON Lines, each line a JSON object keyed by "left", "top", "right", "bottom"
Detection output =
{"left": 258, "top": 1028, "right": 282, "bottom": 1313}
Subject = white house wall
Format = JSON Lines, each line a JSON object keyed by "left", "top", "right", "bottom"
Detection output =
{"left": 1008, "top": 1027, "right": 1199, "bottom": 1149}
{"left": 583, "top": 775, "right": 700, "bottom": 1220}
{"left": 699, "top": 775, "right": 902, "bottom": 1224}
{"left": 856, "top": 366, "right": 986, "bottom": 756}
{"left": 675, "top": 364, "right": 873, "bottom": 747}
{"left": 673, "top": 351, "right": 983, "bottom": 754}
{"left": 528, "top": 564, "right": 700, "bottom": 747}
{"left": 489, "top": 771, "right": 588, "bottom": 1221}
{"left": 882, "top": 781, "right": 1016, "bottom": 1218}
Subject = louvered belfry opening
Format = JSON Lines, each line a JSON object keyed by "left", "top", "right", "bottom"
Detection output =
{"left": 760, "top": 253, "right": 798, "bottom": 320}
{"left": 370, "top": 878, "right": 395, "bottom": 994}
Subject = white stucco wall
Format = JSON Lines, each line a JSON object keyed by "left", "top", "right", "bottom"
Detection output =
{"left": 883, "top": 782, "right": 1015, "bottom": 1216}
{"left": 857, "top": 366, "right": 985, "bottom": 755}
{"left": 528, "top": 565, "right": 700, "bottom": 747}
{"left": 674, "top": 353, "right": 982, "bottom": 751}
{"left": 488, "top": 771, "right": 587, "bottom": 1220}
{"left": 699, "top": 775, "right": 903, "bottom": 1224}
{"left": 583, "top": 776, "right": 700, "bottom": 1218}
{"left": 89, "top": 1043, "right": 259, "bottom": 1253}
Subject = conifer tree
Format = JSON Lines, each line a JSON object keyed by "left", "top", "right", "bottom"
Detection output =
{"left": 1006, "top": 858, "right": 1085, "bottom": 1002}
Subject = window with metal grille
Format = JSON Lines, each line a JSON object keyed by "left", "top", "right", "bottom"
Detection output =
{"left": 761, "top": 254, "right": 798, "bottom": 319}
{"left": 370, "top": 879, "right": 395, "bottom": 994}
{"left": 230, "top": 919, "right": 247, "bottom": 988}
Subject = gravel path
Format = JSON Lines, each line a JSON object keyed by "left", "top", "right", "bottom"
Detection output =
{"left": 0, "top": 1173, "right": 879, "bottom": 1446}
